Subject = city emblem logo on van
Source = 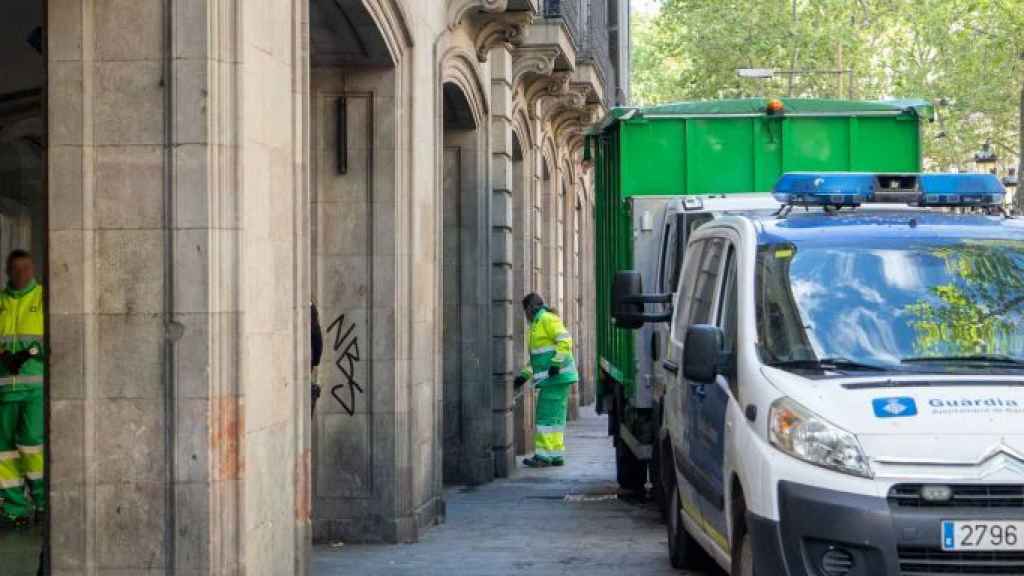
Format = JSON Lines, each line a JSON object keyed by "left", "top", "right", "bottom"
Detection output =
{"left": 873, "top": 397, "right": 918, "bottom": 418}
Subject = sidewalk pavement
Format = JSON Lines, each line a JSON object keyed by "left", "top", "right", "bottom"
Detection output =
{"left": 314, "top": 409, "right": 711, "bottom": 576}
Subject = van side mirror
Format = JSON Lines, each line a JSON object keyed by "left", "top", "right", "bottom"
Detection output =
{"left": 611, "top": 271, "right": 673, "bottom": 330}
{"left": 684, "top": 324, "right": 722, "bottom": 383}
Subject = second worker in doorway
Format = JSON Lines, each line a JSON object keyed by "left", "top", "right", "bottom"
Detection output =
{"left": 0, "top": 250, "right": 45, "bottom": 527}
{"left": 514, "top": 293, "right": 578, "bottom": 468}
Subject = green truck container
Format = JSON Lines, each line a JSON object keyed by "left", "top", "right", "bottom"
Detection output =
{"left": 590, "top": 98, "right": 931, "bottom": 490}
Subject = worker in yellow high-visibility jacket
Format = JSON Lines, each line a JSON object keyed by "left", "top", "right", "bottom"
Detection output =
{"left": 514, "top": 293, "right": 578, "bottom": 468}
{"left": 0, "top": 250, "right": 45, "bottom": 526}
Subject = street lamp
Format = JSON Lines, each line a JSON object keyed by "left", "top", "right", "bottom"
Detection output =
{"left": 736, "top": 68, "right": 855, "bottom": 98}
{"left": 974, "top": 141, "right": 998, "bottom": 164}
{"left": 736, "top": 68, "right": 776, "bottom": 80}
{"left": 1005, "top": 167, "right": 1019, "bottom": 189}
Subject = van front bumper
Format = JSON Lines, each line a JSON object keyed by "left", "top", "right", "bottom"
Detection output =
{"left": 748, "top": 480, "right": 1024, "bottom": 576}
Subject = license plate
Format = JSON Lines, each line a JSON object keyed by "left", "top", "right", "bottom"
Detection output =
{"left": 942, "top": 520, "right": 1024, "bottom": 551}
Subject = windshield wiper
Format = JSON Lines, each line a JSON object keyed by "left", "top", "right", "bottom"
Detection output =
{"left": 768, "top": 358, "right": 893, "bottom": 372}
{"left": 901, "top": 354, "right": 1024, "bottom": 366}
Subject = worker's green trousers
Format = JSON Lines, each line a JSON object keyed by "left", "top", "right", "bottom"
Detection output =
{"left": 0, "top": 386, "right": 44, "bottom": 520}
{"left": 534, "top": 382, "right": 571, "bottom": 463}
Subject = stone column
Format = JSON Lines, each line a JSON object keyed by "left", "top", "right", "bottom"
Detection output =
{"left": 489, "top": 46, "right": 516, "bottom": 477}
{"left": 47, "top": 1, "right": 310, "bottom": 573}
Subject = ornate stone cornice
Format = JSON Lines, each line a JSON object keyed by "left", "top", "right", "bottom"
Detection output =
{"left": 511, "top": 46, "right": 561, "bottom": 89}
{"left": 524, "top": 71, "right": 572, "bottom": 113}
{"left": 538, "top": 86, "right": 589, "bottom": 124}
{"left": 448, "top": 0, "right": 510, "bottom": 30}
{"left": 474, "top": 12, "right": 533, "bottom": 62}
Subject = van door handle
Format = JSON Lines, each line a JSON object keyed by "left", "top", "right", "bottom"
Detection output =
{"left": 662, "top": 360, "right": 679, "bottom": 374}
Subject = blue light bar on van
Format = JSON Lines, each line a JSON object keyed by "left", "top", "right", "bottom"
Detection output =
{"left": 772, "top": 173, "right": 1006, "bottom": 208}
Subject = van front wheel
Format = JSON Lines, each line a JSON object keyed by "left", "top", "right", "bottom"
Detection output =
{"left": 734, "top": 531, "right": 754, "bottom": 576}
{"left": 667, "top": 485, "right": 703, "bottom": 570}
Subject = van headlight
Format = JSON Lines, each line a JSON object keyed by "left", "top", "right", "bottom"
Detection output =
{"left": 769, "top": 397, "right": 873, "bottom": 479}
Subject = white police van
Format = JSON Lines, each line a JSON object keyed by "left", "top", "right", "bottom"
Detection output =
{"left": 613, "top": 173, "right": 1024, "bottom": 576}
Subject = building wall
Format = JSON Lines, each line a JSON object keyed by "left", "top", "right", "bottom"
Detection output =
{"left": 42, "top": 0, "right": 622, "bottom": 571}
{"left": 48, "top": 0, "right": 310, "bottom": 573}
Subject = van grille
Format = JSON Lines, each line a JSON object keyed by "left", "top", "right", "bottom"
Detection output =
{"left": 889, "top": 485, "right": 1024, "bottom": 509}
{"left": 899, "top": 546, "right": 1024, "bottom": 574}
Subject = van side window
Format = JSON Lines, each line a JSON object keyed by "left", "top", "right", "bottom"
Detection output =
{"left": 718, "top": 246, "right": 738, "bottom": 379}
{"left": 679, "top": 238, "right": 725, "bottom": 337}
{"left": 672, "top": 239, "right": 704, "bottom": 342}
{"left": 659, "top": 217, "right": 677, "bottom": 294}
{"left": 670, "top": 212, "right": 712, "bottom": 295}
{"left": 683, "top": 213, "right": 713, "bottom": 243}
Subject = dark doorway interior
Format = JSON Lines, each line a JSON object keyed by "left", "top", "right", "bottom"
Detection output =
{"left": 441, "top": 82, "right": 479, "bottom": 484}
{"left": 0, "top": 1, "right": 47, "bottom": 574}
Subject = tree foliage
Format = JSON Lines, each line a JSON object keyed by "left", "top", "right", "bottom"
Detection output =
{"left": 632, "top": 0, "right": 1024, "bottom": 173}
{"left": 905, "top": 242, "right": 1024, "bottom": 356}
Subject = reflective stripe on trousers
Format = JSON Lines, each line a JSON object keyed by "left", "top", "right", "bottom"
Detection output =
{"left": 0, "top": 375, "right": 44, "bottom": 386}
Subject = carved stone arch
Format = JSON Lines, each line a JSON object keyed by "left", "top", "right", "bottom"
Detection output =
{"left": 449, "top": 0, "right": 510, "bottom": 30}
{"left": 540, "top": 90, "right": 587, "bottom": 126}
{"left": 363, "top": 0, "right": 414, "bottom": 62}
{"left": 441, "top": 47, "right": 491, "bottom": 127}
{"left": 562, "top": 156, "right": 578, "bottom": 198}
{"left": 551, "top": 108, "right": 585, "bottom": 143}
{"left": 511, "top": 105, "right": 534, "bottom": 153}
{"left": 541, "top": 133, "right": 558, "bottom": 178}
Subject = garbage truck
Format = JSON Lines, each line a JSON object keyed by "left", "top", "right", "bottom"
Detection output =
{"left": 588, "top": 98, "right": 932, "bottom": 495}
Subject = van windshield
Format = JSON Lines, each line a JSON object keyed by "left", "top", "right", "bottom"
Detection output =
{"left": 756, "top": 238, "right": 1024, "bottom": 372}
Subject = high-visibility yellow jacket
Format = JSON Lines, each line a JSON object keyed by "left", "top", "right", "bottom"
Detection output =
{"left": 518, "top": 309, "right": 578, "bottom": 388}
{"left": 0, "top": 281, "right": 44, "bottom": 391}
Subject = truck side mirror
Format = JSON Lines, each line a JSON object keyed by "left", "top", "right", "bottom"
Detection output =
{"left": 684, "top": 324, "right": 722, "bottom": 383}
{"left": 612, "top": 271, "right": 674, "bottom": 330}
{"left": 612, "top": 271, "right": 645, "bottom": 330}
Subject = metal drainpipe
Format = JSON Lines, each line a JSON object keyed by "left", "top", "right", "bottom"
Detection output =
{"left": 161, "top": 0, "right": 179, "bottom": 572}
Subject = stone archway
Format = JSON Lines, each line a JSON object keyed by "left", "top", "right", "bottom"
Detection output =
{"left": 309, "top": 0, "right": 435, "bottom": 546}
{"left": 438, "top": 49, "right": 493, "bottom": 482}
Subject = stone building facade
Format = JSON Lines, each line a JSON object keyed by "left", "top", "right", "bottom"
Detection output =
{"left": 2, "top": 0, "right": 628, "bottom": 573}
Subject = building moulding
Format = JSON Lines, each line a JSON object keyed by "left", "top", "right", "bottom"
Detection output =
{"left": 524, "top": 71, "right": 572, "bottom": 118}
{"left": 571, "top": 63, "right": 606, "bottom": 108}
{"left": 441, "top": 47, "right": 492, "bottom": 126}
{"left": 511, "top": 47, "right": 562, "bottom": 91}
{"left": 449, "top": 0, "right": 510, "bottom": 30}
{"left": 473, "top": 12, "right": 534, "bottom": 63}
{"left": 364, "top": 0, "right": 415, "bottom": 60}
{"left": 449, "top": 0, "right": 540, "bottom": 30}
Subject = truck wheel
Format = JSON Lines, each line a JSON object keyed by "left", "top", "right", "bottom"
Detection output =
{"left": 667, "top": 484, "right": 702, "bottom": 570}
{"left": 615, "top": 439, "right": 646, "bottom": 491}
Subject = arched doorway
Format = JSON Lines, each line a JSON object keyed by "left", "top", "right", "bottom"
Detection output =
{"left": 510, "top": 133, "right": 533, "bottom": 455}
{"left": 309, "top": 0, "right": 428, "bottom": 544}
{"left": 440, "top": 78, "right": 490, "bottom": 484}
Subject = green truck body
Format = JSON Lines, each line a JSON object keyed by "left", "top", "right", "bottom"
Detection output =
{"left": 590, "top": 98, "right": 930, "bottom": 487}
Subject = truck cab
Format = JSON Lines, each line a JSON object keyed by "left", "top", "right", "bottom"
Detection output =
{"left": 619, "top": 194, "right": 778, "bottom": 491}
{"left": 617, "top": 172, "right": 1024, "bottom": 575}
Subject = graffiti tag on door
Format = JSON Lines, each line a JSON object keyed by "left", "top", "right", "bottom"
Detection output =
{"left": 327, "top": 313, "right": 364, "bottom": 416}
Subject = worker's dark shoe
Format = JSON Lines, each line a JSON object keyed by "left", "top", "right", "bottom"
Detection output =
{"left": 0, "top": 514, "right": 31, "bottom": 530}
{"left": 550, "top": 457, "right": 564, "bottom": 467}
{"left": 523, "top": 456, "right": 550, "bottom": 468}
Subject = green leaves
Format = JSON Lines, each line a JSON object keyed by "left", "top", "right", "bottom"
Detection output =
{"left": 632, "top": 0, "right": 1023, "bottom": 173}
